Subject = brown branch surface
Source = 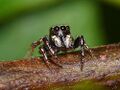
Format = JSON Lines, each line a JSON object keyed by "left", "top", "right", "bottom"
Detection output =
{"left": 0, "top": 43, "right": 120, "bottom": 90}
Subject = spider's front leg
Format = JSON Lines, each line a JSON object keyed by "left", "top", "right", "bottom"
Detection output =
{"left": 39, "top": 46, "right": 50, "bottom": 65}
{"left": 39, "top": 37, "right": 62, "bottom": 68}
{"left": 74, "top": 35, "right": 92, "bottom": 71}
{"left": 24, "top": 38, "right": 43, "bottom": 59}
{"left": 30, "top": 38, "right": 45, "bottom": 58}
{"left": 31, "top": 38, "right": 43, "bottom": 52}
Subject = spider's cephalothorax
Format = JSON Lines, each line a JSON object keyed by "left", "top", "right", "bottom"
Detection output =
{"left": 31, "top": 25, "right": 92, "bottom": 70}
{"left": 50, "top": 25, "right": 73, "bottom": 49}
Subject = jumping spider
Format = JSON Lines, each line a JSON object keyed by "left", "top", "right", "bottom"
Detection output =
{"left": 31, "top": 25, "right": 91, "bottom": 70}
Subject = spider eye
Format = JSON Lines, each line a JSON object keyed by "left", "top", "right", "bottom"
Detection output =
{"left": 66, "top": 26, "right": 70, "bottom": 31}
{"left": 65, "top": 26, "right": 70, "bottom": 34}
{"left": 50, "top": 27, "right": 53, "bottom": 32}
{"left": 54, "top": 26, "right": 59, "bottom": 31}
{"left": 60, "top": 26, "right": 66, "bottom": 30}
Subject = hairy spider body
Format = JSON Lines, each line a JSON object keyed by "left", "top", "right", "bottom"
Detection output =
{"left": 31, "top": 25, "right": 91, "bottom": 70}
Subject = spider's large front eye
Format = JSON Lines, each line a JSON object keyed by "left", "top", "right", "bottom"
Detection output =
{"left": 60, "top": 26, "right": 66, "bottom": 30}
{"left": 54, "top": 26, "right": 59, "bottom": 31}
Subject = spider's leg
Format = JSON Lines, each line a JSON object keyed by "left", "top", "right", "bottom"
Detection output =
{"left": 26, "top": 38, "right": 43, "bottom": 59}
{"left": 48, "top": 46, "right": 62, "bottom": 68}
{"left": 43, "top": 36, "right": 62, "bottom": 68}
{"left": 39, "top": 47, "right": 51, "bottom": 70}
{"left": 84, "top": 43, "right": 93, "bottom": 57}
{"left": 74, "top": 35, "right": 90, "bottom": 71}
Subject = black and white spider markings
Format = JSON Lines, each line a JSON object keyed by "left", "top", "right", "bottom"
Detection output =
{"left": 31, "top": 25, "right": 92, "bottom": 70}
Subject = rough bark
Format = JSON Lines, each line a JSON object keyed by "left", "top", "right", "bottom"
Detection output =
{"left": 0, "top": 43, "right": 120, "bottom": 90}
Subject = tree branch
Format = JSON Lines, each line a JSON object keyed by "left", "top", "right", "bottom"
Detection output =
{"left": 0, "top": 43, "right": 120, "bottom": 90}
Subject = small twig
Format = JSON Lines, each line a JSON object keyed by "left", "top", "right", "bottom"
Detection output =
{"left": 0, "top": 43, "right": 120, "bottom": 90}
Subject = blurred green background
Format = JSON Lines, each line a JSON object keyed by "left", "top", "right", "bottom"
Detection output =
{"left": 0, "top": 0, "right": 120, "bottom": 61}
